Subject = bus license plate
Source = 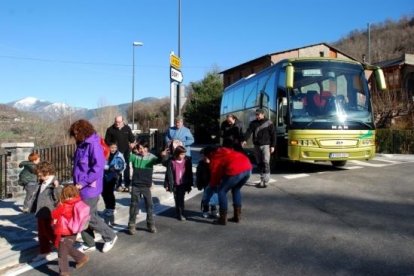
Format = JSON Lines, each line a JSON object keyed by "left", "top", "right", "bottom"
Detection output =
{"left": 329, "top": 153, "right": 349, "bottom": 158}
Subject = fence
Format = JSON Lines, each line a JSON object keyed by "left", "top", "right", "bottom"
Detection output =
{"left": 0, "top": 153, "right": 9, "bottom": 199}
{"left": 136, "top": 131, "right": 166, "bottom": 154}
{"left": 0, "top": 131, "right": 168, "bottom": 199}
{"left": 34, "top": 144, "right": 77, "bottom": 184}
{"left": 376, "top": 129, "right": 414, "bottom": 154}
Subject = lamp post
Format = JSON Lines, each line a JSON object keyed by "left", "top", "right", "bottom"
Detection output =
{"left": 131, "top": 41, "right": 143, "bottom": 131}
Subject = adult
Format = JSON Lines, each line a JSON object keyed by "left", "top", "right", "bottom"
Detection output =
{"left": 69, "top": 119, "right": 117, "bottom": 253}
{"left": 105, "top": 115, "right": 135, "bottom": 192}
{"left": 203, "top": 146, "right": 252, "bottom": 225}
{"left": 165, "top": 116, "right": 194, "bottom": 157}
{"left": 220, "top": 114, "right": 244, "bottom": 152}
{"left": 242, "top": 108, "right": 276, "bottom": 188}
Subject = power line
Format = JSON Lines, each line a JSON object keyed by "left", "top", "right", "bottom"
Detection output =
{"left": 0, "top": 54, "right": 222, "bottom": 69}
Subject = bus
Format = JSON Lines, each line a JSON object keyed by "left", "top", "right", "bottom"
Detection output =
{"left": 220, "top": 57, "right": 386, "bottom": 166}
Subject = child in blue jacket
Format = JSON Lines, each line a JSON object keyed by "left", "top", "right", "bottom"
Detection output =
{"left": 102, "top": 143, "right": 125, "bottom": 226}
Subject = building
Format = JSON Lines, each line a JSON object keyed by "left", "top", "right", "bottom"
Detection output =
{"left": 374, "top": 53, "right": 414, "bottom": 106}
{"left": 220, "top": 42, "right": 357, "bottom": 88}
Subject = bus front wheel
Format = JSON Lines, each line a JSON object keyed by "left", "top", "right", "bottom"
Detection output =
{"left": 331, "top": 160, "right": 347, "bottom": 167}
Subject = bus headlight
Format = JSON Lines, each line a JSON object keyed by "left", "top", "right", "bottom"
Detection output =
{"left": 361, "top": 139, "right": 374, "bottom": 146}
{"left": 290, "top": 139, "right": 315, "bottom": 146}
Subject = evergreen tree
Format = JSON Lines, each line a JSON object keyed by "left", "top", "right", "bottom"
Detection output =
{"left": 183, "top": 70, "right": 223, "bottom": 144}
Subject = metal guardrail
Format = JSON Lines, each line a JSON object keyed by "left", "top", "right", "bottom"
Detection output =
{"left": 34, "top": 144, "right": 76, "bottom": 184}
{"left": 0, "top": 132, "right": 166, "bottom": 199}
{"left": 376, "top": 129, "right": 414, "bottom": 154}
{"left": 0, "top": 153, "right": 8, "bottom": 199}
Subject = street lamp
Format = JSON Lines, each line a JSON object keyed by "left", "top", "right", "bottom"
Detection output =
{"left": 131, "top": 41, "right": 143, "bottom": 131}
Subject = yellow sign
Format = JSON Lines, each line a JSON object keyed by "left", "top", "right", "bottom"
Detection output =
{"left": 170, "top": 54, "right": 181, "bottom": 69}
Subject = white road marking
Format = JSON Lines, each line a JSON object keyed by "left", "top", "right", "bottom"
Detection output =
{"left": 349, "top": 160, "right": 387, "bottom": 167}
{"left": 343, "top": 166, "right": 363, "bottom": 170}
{"left": 284, "top": 174, "right": 310, "bottom": 179}
{"left": 372, "top": 158, "right": 401, "bottom": 164}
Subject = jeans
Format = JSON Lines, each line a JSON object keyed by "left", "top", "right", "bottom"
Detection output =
{"left": 202, "top": 186, "right": 218, "bottom": 206}
{"left": 81, "top": 196, "right": 116, "bottom": 246}
{"left": 173, "top": 185, "right": 187, "bottom": 211}
{"left": 23, "top": 182, "right": 38, "bottom": 210}
{"left": 118, "top": 151, "right": 131, "bottom": 188}
{"left": 129, "top": 186, "right": 154, "bottom": 226}
{"left": 58, "top": 235, "right": 85, "bottom": 274}
{"left": 218, "top": 170, "right": 251, "bottom": 211}
{"left": 102, "top": 177, "right": 117, "bottom": 210}
{"left": 254, "top": 145, "right": 271, "bottom": 183}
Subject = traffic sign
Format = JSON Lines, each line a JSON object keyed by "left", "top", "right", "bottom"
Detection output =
{"left": 170, "top": 54, "right": 181, "bottom": 69}
{"left": 170, "top": 67, "right": 183, "bottom": 83}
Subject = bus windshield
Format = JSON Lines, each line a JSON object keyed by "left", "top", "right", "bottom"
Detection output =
{"left": 288, "top": 61, "right": 372, "bottom": 128}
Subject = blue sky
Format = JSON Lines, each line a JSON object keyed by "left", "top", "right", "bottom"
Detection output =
{"left": 0, "top": 0, "right": 412, "bottom": 109}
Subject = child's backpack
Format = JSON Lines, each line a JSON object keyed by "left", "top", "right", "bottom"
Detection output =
{"left": 64, "top": 200, "right": 90, "bottom": 234}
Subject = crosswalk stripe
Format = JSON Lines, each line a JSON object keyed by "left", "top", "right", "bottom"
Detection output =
{"left": 284, "top": 174, "right": 309, "bottom": 179}
{"left": 349, "top": 160, "right": 387, "bottom": 167}
{"left": 343, "top": 166, "right": 363, "bottom": 170}
{"left": 372, "top": 158, "right": 401, "bottom": 164}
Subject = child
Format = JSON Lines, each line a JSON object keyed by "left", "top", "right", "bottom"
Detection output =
{"left": 128, "top": 140, "right": 159, "bottom": 235}
{"left": 18, "top": 152, "right": 40, "bottom": 213}
{"left": 163, "top": 145, "right": 193, "bottom": 221}
{"left": 30, "top": 161, "right": 61, "bottom": 262}
{"left": 102, "top": 143, "right": 125, "bottom": 226}
{"left": 52, "top": 185, "right": 89, "bottom": 275}
{"left": 196, "top": 147, "right": 219, "bottom": 219}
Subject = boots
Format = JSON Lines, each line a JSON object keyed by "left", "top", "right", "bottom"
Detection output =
{"left": 176, "top": 207, "right": 186, "bottom": 221}
{"left": 228, "top": 205, "right": 241, "bottom": 223}
{"left": 213, "top": 209, "right": 227, "bottom": 225}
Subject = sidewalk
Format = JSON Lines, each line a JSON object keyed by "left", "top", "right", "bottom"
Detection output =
{"left": 0, "top": 164, "right": 206, "bottom": 275}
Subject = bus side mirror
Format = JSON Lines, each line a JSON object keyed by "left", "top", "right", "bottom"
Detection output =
{"left": 286, "top": 64, "right": 294, "bottom": 89}
{"left": 375, "top": 68, "right": 387, "bottom": 90}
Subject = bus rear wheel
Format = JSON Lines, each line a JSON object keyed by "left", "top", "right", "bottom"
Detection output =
{"left": 331, "top": 160, "right": 347, "bottom": 167}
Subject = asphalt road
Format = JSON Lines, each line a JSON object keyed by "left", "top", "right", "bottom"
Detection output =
{"left": 20, "top": 157, "right": 414, "bottom": 276}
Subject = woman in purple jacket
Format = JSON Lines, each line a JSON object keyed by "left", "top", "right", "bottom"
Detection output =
{"left": 69, "top": 119, "right": 117, "bottom": 253}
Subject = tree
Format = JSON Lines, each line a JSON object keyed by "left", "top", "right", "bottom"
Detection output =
{"left": 183, "top": 69, "right": 223, "bottom": 144}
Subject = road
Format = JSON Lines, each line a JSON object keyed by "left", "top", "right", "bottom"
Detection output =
{"left": 19, "top": 157, "right": 414, "bottom": 276}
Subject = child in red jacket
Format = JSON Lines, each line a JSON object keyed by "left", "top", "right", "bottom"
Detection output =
{"left": 52, "top": 185, "right": 89, "bottom": 276}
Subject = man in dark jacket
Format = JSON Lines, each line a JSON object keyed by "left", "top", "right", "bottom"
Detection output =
{"left": 220, "top": 114, "right": 244, "bottom": 152}
{"left": 243, "top": 108, "right": 276, "bottom": 188}
{"left": 105, "top": 116, "right": 135, "bottom": 192}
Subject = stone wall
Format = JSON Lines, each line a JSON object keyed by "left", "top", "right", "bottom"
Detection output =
{"left": 1, "top": 143, "right": 34, "bottom": 198}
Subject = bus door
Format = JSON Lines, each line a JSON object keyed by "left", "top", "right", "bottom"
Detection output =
{"left": 276, "top": 89, "right": 288, "bottom": 158}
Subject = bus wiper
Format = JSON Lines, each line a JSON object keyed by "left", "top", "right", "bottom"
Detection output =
{"left": 304, "top": 117, "right": 322, "bottom": 128}
{"left": 345, "top": 120, "right": 373, "bottom": 129}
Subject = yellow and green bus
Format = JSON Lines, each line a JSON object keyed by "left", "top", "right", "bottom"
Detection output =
{"left": 220, "top": 57, "right": 386, "bottom": 166}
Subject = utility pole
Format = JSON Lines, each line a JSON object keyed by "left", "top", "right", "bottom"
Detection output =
{"left": 367, "top": 23, "right": 371, "bottom": 64}
{"left": 177, "top": 0, "right": 182, "bottom": 116}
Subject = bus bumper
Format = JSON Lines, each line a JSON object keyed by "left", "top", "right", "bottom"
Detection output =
{"left": 288, "top": 145, "right": 375, "bottom": 161}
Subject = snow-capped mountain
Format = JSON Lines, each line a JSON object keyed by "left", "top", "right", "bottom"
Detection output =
{"left": 7, "top": 97, "right": 84, "bottom": 119}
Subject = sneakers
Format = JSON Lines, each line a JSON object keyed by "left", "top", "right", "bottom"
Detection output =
{"left": 77, "top": 243, "right": 96, "bottom": 253}
{"left": 256, "top": 180, "right": 267, "bottom": 188}
{"left": 128, "top": 225, "right": 136, "bottom": 235}
{"left": 32, "top": 253, "right": 54, "bottom": 262}
{"left": 210, "top": 209, "right": 219, "bottom": 218}
{"left": 102, "top": 235, "right": 118, "bottom": 253}
{"left": 76, "top": 255, "right": 89, "bottom": 269}
{"left": 202, "top": 212, "right": 209, "bottom": 218}
{"left": 116, "top": 185, "right": 125, "bottom": 192}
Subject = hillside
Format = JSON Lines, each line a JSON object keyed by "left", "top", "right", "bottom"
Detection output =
{"left": 333, "top": 16, "right": 414, "bottom": 63}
